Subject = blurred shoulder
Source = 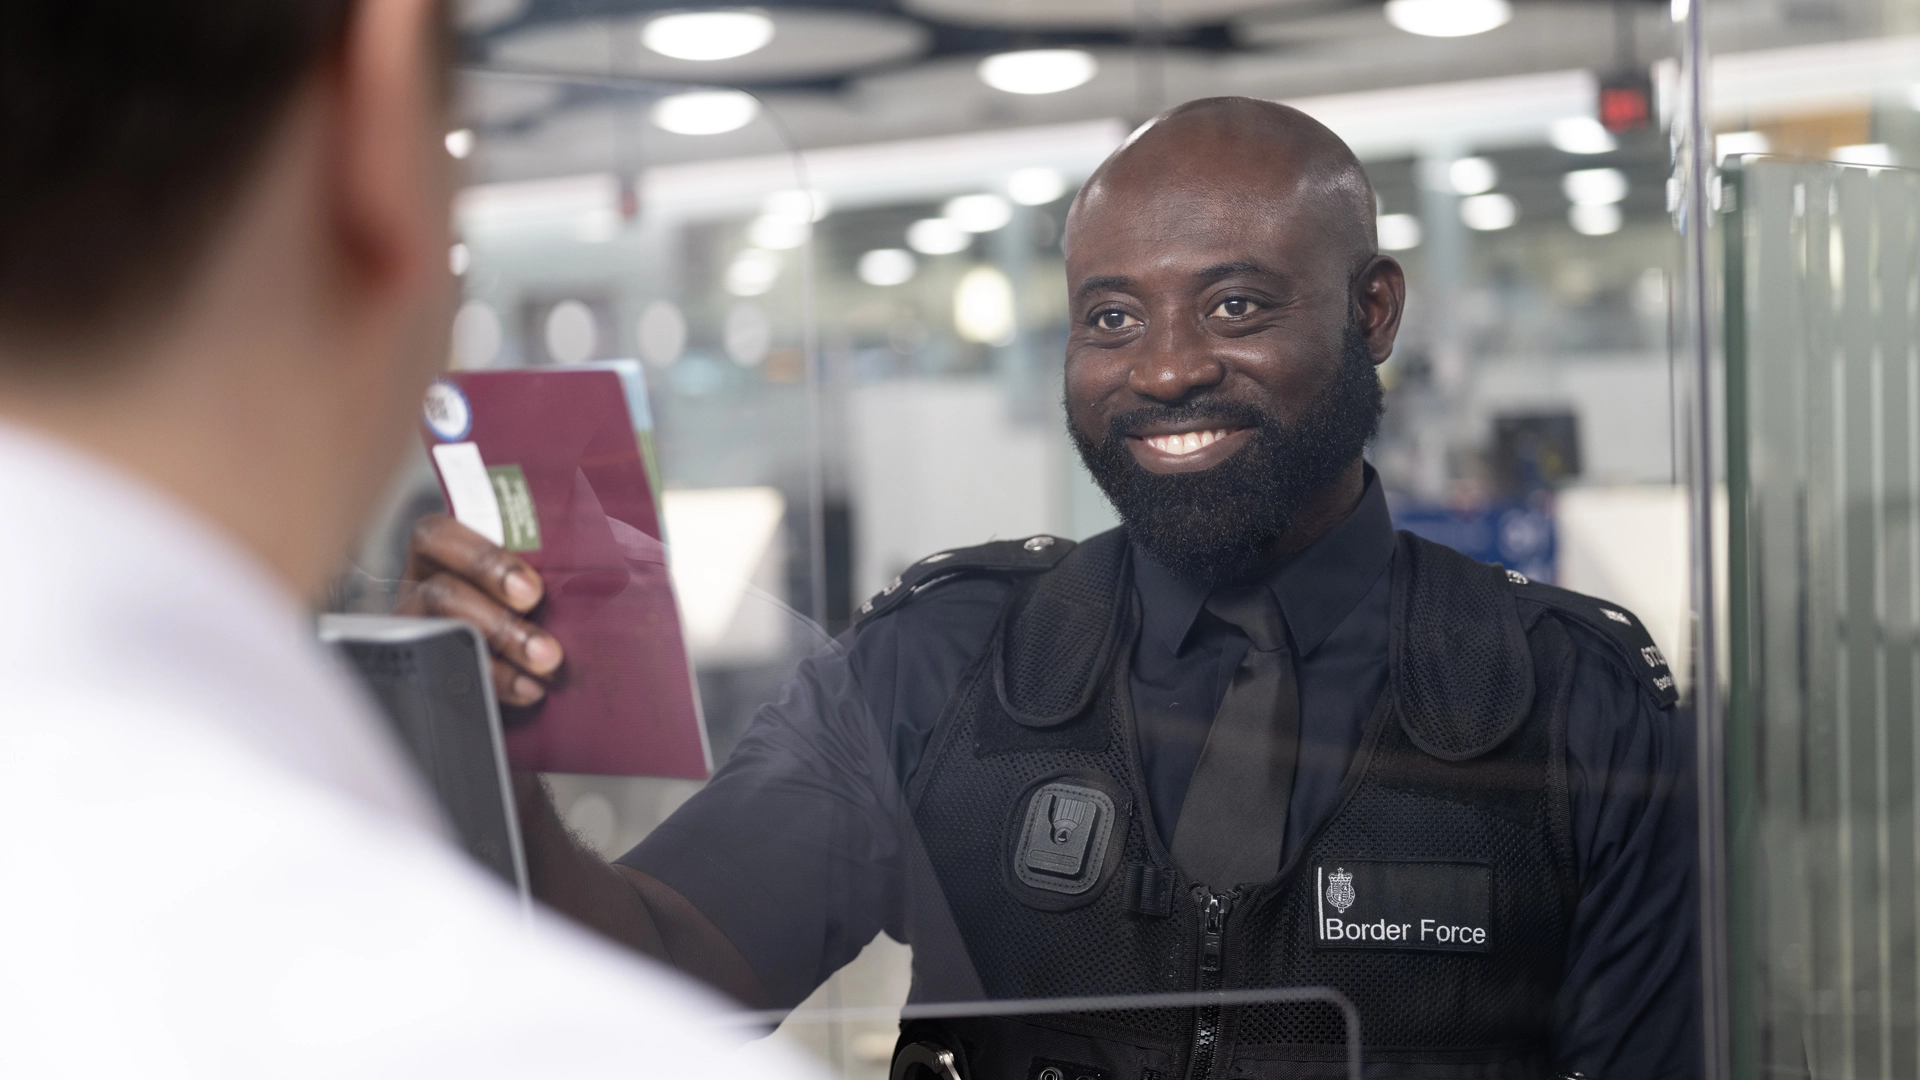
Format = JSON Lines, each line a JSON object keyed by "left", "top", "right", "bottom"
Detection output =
{"left": 2, "top": 688, "right": 807, "bottom": 1077}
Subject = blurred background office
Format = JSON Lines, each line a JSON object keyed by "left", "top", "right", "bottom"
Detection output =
{"left": 332, "top": 0, "right": 1920, "bottom": 1075}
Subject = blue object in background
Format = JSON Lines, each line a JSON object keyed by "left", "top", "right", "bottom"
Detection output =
{"left": 1391, "top": 498, "right": 1556, "bottom": 584}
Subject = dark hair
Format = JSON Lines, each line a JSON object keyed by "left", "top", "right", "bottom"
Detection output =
{"left": 0, "top": 1, "right": 356, "bottom": 352}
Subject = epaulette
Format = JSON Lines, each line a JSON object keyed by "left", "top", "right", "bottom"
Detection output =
{"left": 852, "top": 535, "right": 1076, "bottom": 627}
{"left": 1505, "top": 570, "right": 1680, "bottom": 709}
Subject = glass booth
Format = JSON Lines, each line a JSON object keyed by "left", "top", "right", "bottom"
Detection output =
{"left": 328, "top": 1, "right": 1920, "bottom": 1075}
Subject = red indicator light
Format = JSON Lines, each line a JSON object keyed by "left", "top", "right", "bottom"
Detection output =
{"left": 1599, "top": 73, "right": 1653, "bottom": 134}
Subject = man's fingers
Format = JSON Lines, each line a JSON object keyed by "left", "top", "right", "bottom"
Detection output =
{"left": 492, "top": 656, "right": 546, "bottom": 705}
{"left": 417, "top": 571, "right": 564, "bottom": 676}
{"left": 408, "top": 513, "right": 544, "bottom": 612}
{"left": 399, "top": 513, "right": 561, "bottom": 693}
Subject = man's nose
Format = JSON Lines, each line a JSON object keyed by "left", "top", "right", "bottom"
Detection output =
{"left": 1127, "top": 318, "right": 1225, "bottom": 403}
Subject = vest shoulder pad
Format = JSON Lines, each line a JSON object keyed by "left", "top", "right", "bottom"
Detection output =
{"left": 853, "top": 535, "right": 1076, "bottom": 627}
{"left": 1394, "top": 531, "right": 1536, "bottom": 760}
{"left": 1508, "top": 574, "right": 1680, "bottom": 709}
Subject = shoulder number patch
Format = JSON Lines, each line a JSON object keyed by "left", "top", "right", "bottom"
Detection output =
{"left": 1506, "top": 577, "right": 1681, "bottom": 710}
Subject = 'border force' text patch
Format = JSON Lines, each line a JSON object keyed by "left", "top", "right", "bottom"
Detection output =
{"left": 1314, "top": 861, "right": 1493, "bottom": 954}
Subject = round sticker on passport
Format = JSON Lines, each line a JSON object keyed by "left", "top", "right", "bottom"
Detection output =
{"left": 422, "top": 379, "right": 471, "bottom": 442}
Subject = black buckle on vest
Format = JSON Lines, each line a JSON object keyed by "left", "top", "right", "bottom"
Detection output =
{"left": 1123, "top": 862, "right": 1176, "bottom": 918}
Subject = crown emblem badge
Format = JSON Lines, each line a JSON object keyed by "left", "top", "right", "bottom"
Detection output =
{"left": 1325, "top": 867, "right": 1355, "bottom": 913}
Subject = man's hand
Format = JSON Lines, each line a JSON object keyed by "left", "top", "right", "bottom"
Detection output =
{"left": 402, "top": 515, "right": 770, "bottom": 1007}
{"left": 400, "top": 513, "right": 564, "bottom": 706}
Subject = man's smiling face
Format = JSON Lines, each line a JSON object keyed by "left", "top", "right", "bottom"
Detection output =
{"left": 1061, "top": 98, "right": 1404, "bottom": 583}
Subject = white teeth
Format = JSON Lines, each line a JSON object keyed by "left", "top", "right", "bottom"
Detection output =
{"left": 1144, "top": 429, "right": 1233, "bottom": 456}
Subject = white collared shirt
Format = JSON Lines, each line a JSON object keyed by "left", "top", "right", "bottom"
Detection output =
{"left": 0, "top": 423, "right": 818, "bottom": 1078}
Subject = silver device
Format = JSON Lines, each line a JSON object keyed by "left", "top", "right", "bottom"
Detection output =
{"left": 318, "top": 614, "right": 530, "bottom": 903}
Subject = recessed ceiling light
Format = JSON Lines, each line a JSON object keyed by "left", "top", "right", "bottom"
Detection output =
{"left": 545, "top": 300, "right": 597, "bottom": 364}
{"left": 1377, "top": 214, "right": 1423, "bottom": 251}
{"left": 1715, "top": 131, "right": 1771, "bottom": 160}
{"left": 858, "top": 249, "right": 917, "bottom": 287}
{"left": 637, "top": 300, "right": 687, "bottom": 368}
{"left": 1007, "top": 167, "right": 1068, "bottom": 206}
{"left": 1460, "top": 193, "right": 1517, "bottom": 231}
{"left": 1384, "top": 0, "right": 1512, "bottom": 37}
{"left": 1563, "top": 168, "right": 1628, "bottom": 205}
{"left": 1834, "top": 143, "right": 1894, "bottom": 167}
{"left": 1570, "top": 203, "right": 1623, "bottom": 236}
{"left": 641, "top": 11, "right": 775, "bottom": 62}
{"left": 1548, "top": 117, "right": 1617, "bottom": 155}
{"left": 978, "top": 49, "right": 1097, "bottom": 95}
{"left": 650, "top": 90, "right": 759, "bottom": 135}
{"left": 1448, "top": 157, "right": 1498, "bottom": 195}
{"left": 725, "top": 302, "right": 771, "bottom": 368}
{"left": 747, "top": 215, "right": 810, "bottom": 250}
{"left": 907, "top": 218, "right": 970, "bottom": 255}
{"left": 445, "top": 128, "right": 475, "bottom": 159}
{"left": 954, "top": 266, "right": 1016, "bottom": 345}
{"left": 943, "top": 194, "right": 1013, "bottom": 233}
{"left": 762, "top": 189, "right": 830, "bottom": 223}
{"left": 452, "top": 300, "right": 502, "bottom": 369}
{"left": 726, "top": 249, "right": 781, "bottom": 296}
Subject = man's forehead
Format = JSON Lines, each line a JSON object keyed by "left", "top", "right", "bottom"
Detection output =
{"left": 1066, "top": 172, "right": 1330, "bottom": 273}
{"left": 1080, "top": 150, "right": 1318, "bottom": 214}
{"left": 1064, "top": 98, "right": 1375, "bottom": 269}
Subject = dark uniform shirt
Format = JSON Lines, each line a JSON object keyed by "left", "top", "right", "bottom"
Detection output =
{"left": 624, "top": 473, "right": 1700, "bottom": 1078}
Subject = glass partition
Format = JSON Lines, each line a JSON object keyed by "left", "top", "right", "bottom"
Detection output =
{"left": 1724, "top": 156, "right": 1920, "bottom": 1079}
{"left": 1702, "top": 5, "right": 1920, "bottom": 1077}
{"left": 326, "top": 4, "right": 1737, "bottom": 1077}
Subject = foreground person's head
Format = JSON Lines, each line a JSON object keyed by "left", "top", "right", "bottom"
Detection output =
{"left": 0, "top": 0, "right": 453, "bottom": 597}
{"left": 1063, "top": 97, "right": 1405, "bottom": 584}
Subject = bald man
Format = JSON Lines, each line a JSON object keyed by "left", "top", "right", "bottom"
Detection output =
{"left": 409, "top": 98, "right": 1699, "bottom": 1079}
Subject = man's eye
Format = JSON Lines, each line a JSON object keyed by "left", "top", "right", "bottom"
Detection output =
{"left": 1096, "top": 310, "right": 1136, "bottom": 330}
{"left": 1211, "top": 297, "right": 1257, "bottom": 318}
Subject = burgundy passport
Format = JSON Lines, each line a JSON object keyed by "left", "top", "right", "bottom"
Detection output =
{"left": 420, "top": 369, "right": 709, "bottom": 779}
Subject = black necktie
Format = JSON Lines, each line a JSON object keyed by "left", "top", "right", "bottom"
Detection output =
{"left": 1169, "top": 585, "right": 1301, "bottom": 892}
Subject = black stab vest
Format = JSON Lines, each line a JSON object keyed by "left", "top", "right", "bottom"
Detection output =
{"left": 888, "top": 527, "right": 1673, "bottom": 1080}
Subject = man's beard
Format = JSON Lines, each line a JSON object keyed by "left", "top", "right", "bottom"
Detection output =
{"left": 1071, "top": 322, "right": 1384, "bottom": 586}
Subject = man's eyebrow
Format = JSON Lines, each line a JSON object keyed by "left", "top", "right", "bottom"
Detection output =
{"left": 1073, "top": 274, "right": 1133, "bottom": 300}
{"left": 1194, "top": 260, "right": 1272, "bottom": 281}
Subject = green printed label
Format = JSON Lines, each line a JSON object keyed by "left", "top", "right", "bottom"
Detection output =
{"left": 487, "top": 464, "right": 542, "bottom": 552}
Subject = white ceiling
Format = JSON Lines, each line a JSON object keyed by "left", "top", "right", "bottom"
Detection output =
{"left": 457, "top": 0, "right": 1906, "bottom": 185}
{"left": 900, "top": 0, "right": 1314, "bottom": 30}
{"left": 489, "top": 8, "right": 931, "bottom": 82}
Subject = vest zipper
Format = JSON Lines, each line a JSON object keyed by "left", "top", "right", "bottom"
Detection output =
{"left": 1186, "top": 888, "right": 1235, "bottom": 1080}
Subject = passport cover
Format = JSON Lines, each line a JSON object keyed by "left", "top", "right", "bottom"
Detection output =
{"left": 421, "top": 368, "right": 709, "bottom": 779}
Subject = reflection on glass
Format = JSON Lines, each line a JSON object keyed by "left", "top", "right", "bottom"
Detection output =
{"left": 319, "top": 0, "right": 1920, "bottom": 1064}
{"left": 1726, "top": 157, "right": 1920, "bottom": 1080}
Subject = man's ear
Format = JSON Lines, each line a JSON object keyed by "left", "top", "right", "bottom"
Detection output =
{"left": 1354, "top": 255, "right": 1406, "bottom": 365}
{"left": 329, "top": 0, "right": 449, "bottom": 295}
